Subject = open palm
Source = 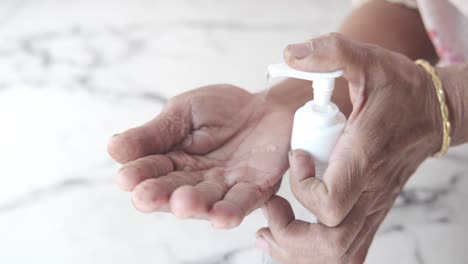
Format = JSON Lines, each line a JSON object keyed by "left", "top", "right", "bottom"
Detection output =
{"left": 108, "top": 84, "right": 293, "bottom": 228}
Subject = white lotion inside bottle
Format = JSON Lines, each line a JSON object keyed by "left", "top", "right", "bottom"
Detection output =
{"left": 267, "top": 63, "right": 347, "bottom": 223}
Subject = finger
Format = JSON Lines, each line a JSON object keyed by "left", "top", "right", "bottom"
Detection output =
{"left": 265, "top": 196, "right": 370, "bottom": 260}
{"left": 263, "top": 195, "right": 296, "bottom": 234}
{"left": 256, "top": 196, "right": 315, "bottom": 263}
{"left": 262, "top": 195, "right": 314, "bottom": 253}
{"left": 209, "top": 182, "right": 268, "bottom": 229}
{"left": 117, "top": 155, "right": 174, "bottom": 191}
{"left": 108, "top": 102, "right": 192, "bottom": 163}
{"left": 256, "top": 227, "right": 289, "bottom": 263}
{"left": 169, "top": 185, "right": 206, "bottom": 219}
{"left": 290, "top": 132, "right": 369, "bottom": 227}
{"left": 131, "top": 171, "right": 202, "bottom": 212}
{"left": 170, "top": 175, "right": 228, "bottom": 219}
{"left": 288, "top": 149, "right": 328, "bottom": 220}
{"left": 283, "top": 32, "right": 370, "bottom": 89}
{"left": 255, "top": 195, "right": 296, "bottom": 263}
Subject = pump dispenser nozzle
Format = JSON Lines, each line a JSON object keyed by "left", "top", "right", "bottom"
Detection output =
{"left": 267, "top": 63, "right": 343, "bottom": 107}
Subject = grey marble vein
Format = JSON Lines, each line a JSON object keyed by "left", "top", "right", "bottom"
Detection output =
{"left": 379, "top": 225, "right": 425, "bottom": 264}
{"left": 0, "top": 177, "right": 112, "bottom": 213}
{"left": 414, "top": 238, "right": 424, "bottom": 264}
{"left": 0, "top": 20, "right": 317, "bottom": 103}
{"left": 0, "top": 24, "right": 172, "bottom": 103}
{"left": 397, "top": 171, "right": 463, "bottom": 208}
{"left": 74, "top": 77, "right": 168, "bottom": 103}
{"left": 180, "top": 246, "right": 253, "bottom": 264}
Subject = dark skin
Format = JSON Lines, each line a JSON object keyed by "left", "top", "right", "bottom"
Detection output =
{"left": 108, "top": 0, "right": 468, "bottom": 262}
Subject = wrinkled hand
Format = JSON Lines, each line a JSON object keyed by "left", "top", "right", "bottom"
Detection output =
{"left": 108, "top": 84, "right": 293, "bottom": 228}
{"left": 256, "top": 33, "right": 441, "bottom": 263}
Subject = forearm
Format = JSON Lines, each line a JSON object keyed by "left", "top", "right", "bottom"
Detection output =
{"left": 268, "top": 0, "right": 436, "bottom": 117}
{"left": 437, "top": 64, "right": 468, "bottom": 146}
{"left": 340, "top": 0, "right": 437, "bottom": 63}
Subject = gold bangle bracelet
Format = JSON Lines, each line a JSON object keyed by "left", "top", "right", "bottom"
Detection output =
{"left": 415, "top": 59, "right": 451, "bottom": 156}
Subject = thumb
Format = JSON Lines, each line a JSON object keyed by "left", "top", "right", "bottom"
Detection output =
{"left": 284, "top": 32, "right": 371, "bottom": 94}
{"left": 107, "top": 100, "right": 191, "bottom": 163}
{"left": 288, "top": 149, "right": 328, "bottom": 219}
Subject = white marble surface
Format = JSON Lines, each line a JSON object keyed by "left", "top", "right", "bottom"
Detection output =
{"left": 0, "top": 0, "right": 467, "bottom": 263}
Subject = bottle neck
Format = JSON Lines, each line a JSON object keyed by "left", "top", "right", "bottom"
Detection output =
{"left": 313, "top": 78, "right": 335, "bottom": 107}
{"left": 304, "top": 100, "right": 340, "bottom": 126}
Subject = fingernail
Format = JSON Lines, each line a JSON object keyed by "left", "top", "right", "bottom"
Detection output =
{"left": 261, "top": 206, "right": 269, "bottom": 220}
{"left": 112, "top": 133, "right": 120, "bottom": 138}
{"left": 288, "top": 42, "right": 312, "bottom": 60}
{"left": 255, "top": 236, "right": 270, "bottom": 255}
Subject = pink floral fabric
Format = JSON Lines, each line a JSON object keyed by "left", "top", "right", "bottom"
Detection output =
{"left": 353, "top": 0, "right": 468, "bottom": 65}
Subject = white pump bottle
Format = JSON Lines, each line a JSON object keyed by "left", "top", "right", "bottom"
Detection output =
{"left": 268, "top": 63, "right": 347, "bottom": 222}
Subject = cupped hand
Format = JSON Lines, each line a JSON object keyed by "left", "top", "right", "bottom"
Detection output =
{"left": 256, "top": 33, "right": 441, "bottom": 263}
{"left": 108, "top": 84, "right": 294, "bottom": 228}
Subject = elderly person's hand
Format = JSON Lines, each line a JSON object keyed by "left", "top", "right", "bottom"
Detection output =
{"left": 107, "top": 84, "right": 295, "bottom": 228}
{"left": 256, "top": 33, "right": 444, "bottom": 263}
